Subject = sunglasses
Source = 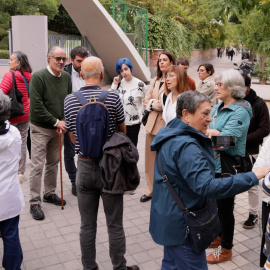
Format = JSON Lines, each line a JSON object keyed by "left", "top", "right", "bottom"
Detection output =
{"left": 51, "top": 56, "right": 67, "bottom": 62}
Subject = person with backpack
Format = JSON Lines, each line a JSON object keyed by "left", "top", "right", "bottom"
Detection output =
{"left": 64, "top": 56, "right": 139, "bottom": 270}
{"left": 110, "top": 57, "right": 148, "bottom": 146}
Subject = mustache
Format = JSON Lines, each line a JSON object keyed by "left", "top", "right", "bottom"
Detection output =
{"left": 57, "top": 63, "right": 64, "bottom": 67}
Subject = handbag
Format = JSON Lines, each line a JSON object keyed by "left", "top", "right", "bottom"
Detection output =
{"left": 220, "top": 151, "right": 253, "bottom": 176}
{"left": 142, "top": 110, "right": 149, "bottom": 126}
{"left": 157, "top": 152, "right": 220, "bottom": 254}
{"left": 8, "top": 72, "right": 25, "bottom": 119}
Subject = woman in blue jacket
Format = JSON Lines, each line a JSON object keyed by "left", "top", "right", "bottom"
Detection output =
{"left": 149, "top": 91, "right": 268, "bottom": 270}
{"left": 206, "top": 69, "right": 252, "bottom": 264}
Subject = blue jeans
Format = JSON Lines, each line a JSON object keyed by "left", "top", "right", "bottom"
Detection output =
{"left": 0, "top": 215, "right": 23, "bottom": 270}
{"left": 64, "top": 132, "right": 77, "bottom": 184}
{"left": 161, "top": 243, "right": 207, "bottom": 270}
{"left": 76, "top": 157, "right": 126, "bottom": 270}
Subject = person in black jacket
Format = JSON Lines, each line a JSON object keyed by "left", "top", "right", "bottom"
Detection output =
{"left": 243, "top": 74, "right": 270, "bottom": 230}
{"left": 63, "top": 46, "right": 88, "bottom": 196}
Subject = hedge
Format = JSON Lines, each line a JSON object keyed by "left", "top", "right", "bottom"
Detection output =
{"left": 0, "top": 50, "right": 9, "bottom": 59}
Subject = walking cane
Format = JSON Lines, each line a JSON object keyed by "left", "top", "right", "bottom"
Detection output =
{"left": 59, "top": 133, "right": 64, "bottom": 210}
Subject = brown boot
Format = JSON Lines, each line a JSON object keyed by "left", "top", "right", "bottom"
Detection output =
{"left": 208, "top": 236, "right": 221, "bottom": 248}
{"left": 206, "top": 246, "right": 232, "bottom": 264}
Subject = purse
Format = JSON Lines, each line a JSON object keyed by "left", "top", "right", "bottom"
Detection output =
{"left": 157, "top": 152, "right": 220, "bottom": 254}
{"left": 8, "top": 72, "right": 25, "bottom": 119}
{"left": 142, "top": 110, "right": 149, "bottom": 126}
{"left": 220, "top": 151, "right": 253, "bottom": 176}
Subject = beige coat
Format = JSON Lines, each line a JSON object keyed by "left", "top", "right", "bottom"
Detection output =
{"left": 144, "top": 78, "right": 165, "bottom": 135}
{"left": 197, "top": 75, "right": 217, "bottom": 106}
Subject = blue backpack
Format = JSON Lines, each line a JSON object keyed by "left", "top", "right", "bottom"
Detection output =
{"left": 74, "top": 90, "right": 110, "bottom": 158}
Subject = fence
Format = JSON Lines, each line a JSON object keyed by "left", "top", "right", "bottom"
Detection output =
{"left": 102, "top": 0, "right": 148, "bottom": 65}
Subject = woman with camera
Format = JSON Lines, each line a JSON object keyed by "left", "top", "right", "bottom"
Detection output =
{"left": 149, "top": 90, "right": 268, "bottom": 270}
{"left": 206, "top": 69, "right": 252, "bottom": 264}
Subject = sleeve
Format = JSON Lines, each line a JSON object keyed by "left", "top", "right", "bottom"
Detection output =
{"left": 29, "top": 73, "right": 57, "bottom": 126}
{"left": 0, "top": 72, "right": 12, "bottom": 94}
{"left": 110, "top": 82, "right": 118, "bottom": 91}
{"left": 247, "top": 100, "right": 270, "bottom": 143}
{"left": 64, "top": 95, "right": 71, "bottom": 131}
{"left": 177, "top": 142, "right": 258, "bottom": 198}
{"left": 143, "top": 78, "right": 156, "bottom": 108}
{"left": 253, "top": 137, "right": 270, "bottom": 169}
{"left": 114, "top": 93, "right": 125, "bottom": 124}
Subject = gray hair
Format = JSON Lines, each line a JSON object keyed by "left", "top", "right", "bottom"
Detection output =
{"left": 47, "top": 46, "right": 65, "bottom": 57}
{"left": 176, "top": 91, "right": 211, "bottom": 118}
{"left": 81, "top": 61, "right": 104, "bottom": 79}
{"left": 0, "top": 90, "right": 11, "bottom": 123}
{"left": 215, "top": 69, "right": 246, "bottom": 99}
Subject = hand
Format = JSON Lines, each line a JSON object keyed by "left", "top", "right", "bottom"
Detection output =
{"left": 205, "top": 129, "right": 221, "bottom": 138}
{"left": 113, "top": 75, "right": 121, "bottom": 85}
{"left": 56, "top": 120, "right": 66, "bottom": 134}
{"left": 253, "top": 167, "right": 270, "bottom": 180}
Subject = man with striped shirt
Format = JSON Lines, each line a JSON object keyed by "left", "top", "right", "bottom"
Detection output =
{"left": 64, "top": 57, "right": 139, "bottom": 270}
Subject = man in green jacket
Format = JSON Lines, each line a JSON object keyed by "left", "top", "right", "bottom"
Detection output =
{"left": 29, "top": 46, "right": 72, "bottom": 220}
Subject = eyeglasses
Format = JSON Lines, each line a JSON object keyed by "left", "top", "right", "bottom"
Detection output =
{"left": 215, "top": 82, "right": 223, "bottom": 87}
{"left": 51, "top": 56, "right": 67, "bottom": 62}
{"left": 165, "top": 73, "right": 175, "bottom": 79}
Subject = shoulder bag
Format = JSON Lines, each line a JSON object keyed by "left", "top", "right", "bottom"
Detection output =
{"left": 8, "top": 72, "right": 25, "bottom": 119}
{"left": 157, "top": 152, "right": 220, "bottom": 254}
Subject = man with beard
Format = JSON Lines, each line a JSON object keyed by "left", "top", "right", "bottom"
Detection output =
{"left": 29, "top": 46, "right": 72, "bottom": 220}
{"left": 64, "top": 46, "right": 88, "bottom": 196}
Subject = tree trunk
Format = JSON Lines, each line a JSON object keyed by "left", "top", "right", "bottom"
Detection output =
{"left": 259, "top": 54, "right": 267, "bottom": 84}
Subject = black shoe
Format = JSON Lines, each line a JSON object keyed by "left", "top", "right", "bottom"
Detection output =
{"left": 127, "top": 265, "right": 140, "bottom": 270}
{"left": 243, "top": 213, "right": 258, "bottom": 229}
{"left": 140, "top": 194, "right": 152, "bottom": 203}
{"left": 72, "top": 183, "right": 77, "bottom": 196}
{"left": 30, "top": 204, "right": 45, "bottom": 220}
{"left": 43, "top": 194, "right": 66, "bottom": 206}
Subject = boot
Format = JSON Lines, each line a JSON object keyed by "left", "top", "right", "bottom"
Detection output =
{"left": 207, "top": 246, "right": 232, "bottom": 264}
{"left": 209, "top": 236, "right": 221, "bottom": 248}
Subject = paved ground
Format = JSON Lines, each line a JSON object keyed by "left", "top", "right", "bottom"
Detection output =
{"left": 0, "top": 54, "right": 269, "bottom": 269}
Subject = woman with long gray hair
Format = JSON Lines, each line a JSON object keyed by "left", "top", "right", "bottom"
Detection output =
{"left": 0, "top": 51, "right": 32, "bottom": 184}
{"left": 0, "top": 90, "right": 24, "bottom": 270}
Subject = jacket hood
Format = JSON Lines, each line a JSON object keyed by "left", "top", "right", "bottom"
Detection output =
{"left": 151, "top": 117, "right": 208, "bottom": 151}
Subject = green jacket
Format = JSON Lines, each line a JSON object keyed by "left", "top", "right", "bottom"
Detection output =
{"left": 30, "top": 68, "right": 71, "bottom": 129}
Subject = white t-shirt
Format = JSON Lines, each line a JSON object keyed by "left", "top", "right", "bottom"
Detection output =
{"left": 162, "top": 92, "right": 179, "bottom": 125}
{"left": 71, "top": 66, "right": 85, "bottom": 93}
{"left": 110, "top": 77, "right": 148, "bottom": 126}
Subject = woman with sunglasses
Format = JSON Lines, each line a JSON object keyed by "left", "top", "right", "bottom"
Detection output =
{"left": 0, "top": 51, "right": 32, "bottom": 184}
{"left": 140, "top": 51, "right": 175, "bottom": 203}
{"left": 197, "top": 63, "right": 217, "bottom": 107}
{"left": 162, "top": 65, "right": 190, "bottom": 125}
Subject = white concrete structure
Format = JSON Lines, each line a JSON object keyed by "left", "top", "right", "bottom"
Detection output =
{"left": 60, "top": 0, "right": 151, "bottom": 83}
{"left": 12, "top": 16, "right": 48, "bottom": 73}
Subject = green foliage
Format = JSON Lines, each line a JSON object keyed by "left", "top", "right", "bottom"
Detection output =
{"left": 0, "top": 27, "right": 8, "bottom": 40}
{"left": 0, "top": 49, "right": 9, "bottom": 59}
{"left": 48, "top": 4, "right": 80, "bottom": 35}
{"left": 0, "top": 36, "right": 8, "bottom": 50}
{"left": 254, "top": 58, "right": 270, "bottom": 81}
{"left": 145, "top": 14, "right": 195, "bottom": 57}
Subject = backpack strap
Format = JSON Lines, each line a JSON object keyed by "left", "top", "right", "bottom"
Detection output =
{"left": 73, "top": 91, "right": 88, "bottom": 105}
{"left": 97, "top": 90, "right": 109, "bottom": 103}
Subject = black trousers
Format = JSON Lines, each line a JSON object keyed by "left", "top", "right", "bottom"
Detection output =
{"left": 126, "top": 124, "right": 141, "bottom": 147}
{"left": 260, "top": 202, "right": 270, "bottom": 267}
{"left": 216, "top": 173, "right": 235, "bottom": 249}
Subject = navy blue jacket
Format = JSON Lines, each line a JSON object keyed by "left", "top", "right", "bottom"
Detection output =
{"left": 149, "top": 117, "right": 258, "bottom": 246}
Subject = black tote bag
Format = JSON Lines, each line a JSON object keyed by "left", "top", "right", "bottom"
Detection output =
{"left": 8, "top": 72, "right": 25, "bottom": 119}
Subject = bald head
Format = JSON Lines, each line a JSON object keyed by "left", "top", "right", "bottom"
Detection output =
{"left": 81, "top": 56, "right": 104, "bottom": 79}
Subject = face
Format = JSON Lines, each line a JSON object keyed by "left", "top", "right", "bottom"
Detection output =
{"left": 198, "top": 65, "right": 211, "bottom": 81}
{"left": 178, "top": 64, "right": 189, "bottom": 73}
{"left": 158, "top": 54, "right": 172, "bottom": 73}
{"left": 9, "top": 54, "right": 20, "bottom": 71}
{"left": 185, "top": 101, "right": 212, "bottom": 134}
{"left": 165, "top": 72, "right": 177, "bottom": 91}
{"left": 72, "top": 55, "right": 87, "bottom": 73}
{"left": 47, "top": 48, "right": 67, "bottom": 76}
{"left": 120, "top": 63, "right": 132, "bottom": 81}
{"left": 215, "top": 80, "right": 232, "bottom": 101}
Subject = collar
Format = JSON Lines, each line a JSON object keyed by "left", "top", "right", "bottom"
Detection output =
{"left": 72, "top": 66, "right": 80, "bottom": 77}
{"left": 47, "top": 65, "right": 62, "bottom": 77}
{"left": 80, "top": 85, "right": 101, "bottom": 91}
